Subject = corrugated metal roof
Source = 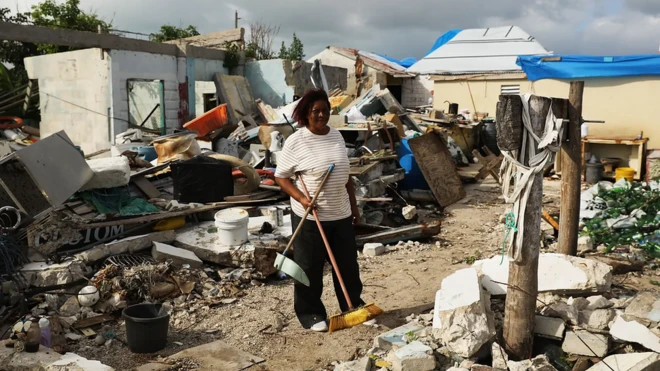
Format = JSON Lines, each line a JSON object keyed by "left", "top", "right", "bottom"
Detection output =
{"left": 407, "top": 26, "right": 550, "bottom": 75}
{"left": 327, "top": 46, "right": 411, "bottom": 76}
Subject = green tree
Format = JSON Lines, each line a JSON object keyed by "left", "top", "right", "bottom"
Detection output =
{"left": 149, "top": 25, "right": 200, "bottom": 43}
{"left": 287, "top": 33, "right": 304, "bottom": 61}
{"left": 278, "top": 41, "right": 288, "bottom": 59}
{"left": 0, "top": 0, "right": 112, "bottom": 85}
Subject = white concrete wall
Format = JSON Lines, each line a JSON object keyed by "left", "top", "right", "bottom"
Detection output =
{"left": 25, "top": 48, "right": 112, "bottom": 153}
{"left": 194, "top": 59, "right": 229, "bottom": 81}
{"left": 402, "top": 75, "right": 434, "bottom": 107}
{"left": 109, "top": 50, "right": 181, "bottom": 136}
{"left": 195, "top": 81, "right": 216, "bottom": 115}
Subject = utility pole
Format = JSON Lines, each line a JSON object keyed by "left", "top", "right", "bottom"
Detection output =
{"left": 498, "top": 95, "right": 569, "bottom": 360}
{"left": 558, "top": 81, "right": 585, "bottom": 256}
{"left": 234, "top": 10, "right": 241, "bottom": 29}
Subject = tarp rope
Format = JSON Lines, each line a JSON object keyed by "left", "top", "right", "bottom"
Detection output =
{"left": 499, "top": 94, "right": 564, "bottom": 263}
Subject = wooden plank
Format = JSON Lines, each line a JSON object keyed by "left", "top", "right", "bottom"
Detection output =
{"left": 0, "top": 22, "right": 179, "bottom": 56}
{"left": 408, "top": 131, "right": 465, "bottom": 207}
{"left": 213, "top": 74, "right": 259, "bottom": 125}
{"left": 224, "top": 191, "right": 276, "bottom": 202}
{"left": 542, "top": 210, "right": 560, "bottom": 231}
{"left": 73, "top": 314, "right": 114, "bottom": 329}
{"left": 132, "top": 176, "right": 162, "bottom": 199}
{"left": 355, "top": 221, "right": 441, "bottom": 246}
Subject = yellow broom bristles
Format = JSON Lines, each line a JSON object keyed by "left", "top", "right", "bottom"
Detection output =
{"left": 328, "top": 303, "right": 384, "bottom": 332}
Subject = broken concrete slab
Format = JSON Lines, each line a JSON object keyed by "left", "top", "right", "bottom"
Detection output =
{"left": 561, "top": 330, "right": 609, "bottom": 357}
{"left": 610, "top": 315, "right": 660, "bottom": 353}
{"left": 624, "top": 291, "right": 660, "bottom": 323}
{"left": 0, "top": 340, "right": 114, "bottom": 370}
{"left": 534, "top": 315, "right": 566, "bottom": 340}
{"left": 59, "top": 296, "right": 81, "bottom": 317}
{"left": 75, "top": 230, "right": 177, "bottom": 263}
{"left": 507, "top": 355, "right": 557, "bottom": 371}
{"left": 21, "top": 260, "right": 88, "bottom": 288}
{"left": 578, "top": 309, "right": 616, "bottom": 330}
{"left": 152, "top": 242, "right": 203, "bottom": 268}
{"left": 334, "top": 357, "right": 372, "bottom": 371}
{"left": 586, "top": 352, "right": 660, "bottom": 371}
{"left": 578, "top": 236, "right": 594, "bottom": 254}
{"left": 174, "top": 221, "right": 284, "bottom": 276}
{"left": 433, "top": 268, "right": 495, "bottom": 358}
{"left": 135, "top": 340, "right": 264, "bottom": 371}
{"left": 491, "top": 342, "right": 508, "bottom": 370}
{"left": 80, "top": 156, "right": 131, "bottom": 191}
{"left": 541, "top": 301, "right": 579, "bottom": 325}
{"left": 586, "top": 295, "right": 614, "bottom": 311}
{"left": 363, "top": 243, "right": 386, "bottom": 257}
{"left": 388, "top": 341, "right": 435, "bottom": 371}
{"left": 474, "top": 253, "right": 612, "bottom": 296}
{"left": 373, "top": 323, "right": 425, "bottom": 351}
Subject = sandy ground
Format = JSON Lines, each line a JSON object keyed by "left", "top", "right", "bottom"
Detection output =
{"left": 69, "top": 178, "right": 660, "bottom": 370}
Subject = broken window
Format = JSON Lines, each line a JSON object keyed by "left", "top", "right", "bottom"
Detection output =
{"left": 127, "top": 79, "right": 165, "bottom": 134}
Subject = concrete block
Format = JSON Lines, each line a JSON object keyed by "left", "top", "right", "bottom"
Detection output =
{"left": 80, "top": 156, "right": 131, "bottom": 191}
{"left": 0, "top": 340, "right": 114, "bottom": 370}
{"left": 610, "top": 315, "right": 660, "bottom": 353}
{"left": 579, "top": 309, "right": 616, "bottom": 330}
{"left": 363, "top": 243, "right": 386, "bottom": 257}
{"left": 152, "top": 242, "right": 203, "bottom": 268}
{"left": 586, "top": 295, "right": 614, "bottom": 310}
{"left": 625, "top": 291, "right": 660, "bottom": 322}
{"left": 433, "top": 268, "right": 495, "bottom": 358}
{"left": 373, "top": 323, "right": 425, "bottom": 351}
{"left": 541, "top": 301, "right": 579, "bottom": 325}
{"left": 474, "top": 253, "right": 612, "bottom": 296}
{"left": 534, "top": 315, "right": 566, "bottom": 340}
{"left": 389, "top": 341, "right": 435, "bottom": 371}
{"left": 507, "top": 355, "right": 556, "bottom": 371}
{"left": 21, "top": 261, "right": 87, "bottom": 288}
{"left": 491, "top": 342, "right": 508, "bottom": 370}
{"left": 562, "top": 330, "right": 608, "bottom": 357}
{"left": 586, "top": 352, "right": 660, "bottom": 371}
{"left": 578, "top": 236, "right": 594, "bottom": 253}
{"left": 76, "top": 231, "right": 176, "bottom": 263}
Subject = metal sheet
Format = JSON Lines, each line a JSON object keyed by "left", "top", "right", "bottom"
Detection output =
{"left": 15, "top": 131, "right": 94, "bottom": 207}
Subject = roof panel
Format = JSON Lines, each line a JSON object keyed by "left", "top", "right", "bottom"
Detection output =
{"left": 407, "top": 26, "right": 550, "bottom": 75}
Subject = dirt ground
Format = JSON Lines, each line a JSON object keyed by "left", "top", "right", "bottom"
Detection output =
{"left": 69, "top": 178, "right": 660, "bottom": 370}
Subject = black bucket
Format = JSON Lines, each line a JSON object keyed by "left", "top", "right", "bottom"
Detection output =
{"left": 122, "top": 303, "right": 170, "bottom": 353}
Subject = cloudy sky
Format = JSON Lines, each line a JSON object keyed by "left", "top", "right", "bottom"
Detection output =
{"left": 2, "top": 0, "right": 660, "bottom": 60}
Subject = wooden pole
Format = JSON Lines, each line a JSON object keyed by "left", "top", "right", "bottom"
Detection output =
{"left": 501, "top": 96, "right": 549, "bottom": 360}
{"left": 558, "top": 81, "right": 585, "bottom": 256}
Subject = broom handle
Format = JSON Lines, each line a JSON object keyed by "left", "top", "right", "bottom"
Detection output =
{"left": 282, "top": 164, "right": 335, "bottom": 255}
{"left": 298, "top": 176, "right": 354, "bottom": 310}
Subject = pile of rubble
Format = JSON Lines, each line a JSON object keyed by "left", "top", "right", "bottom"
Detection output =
{"left": 334, "top": 253, "right": 660, "bottom": 371}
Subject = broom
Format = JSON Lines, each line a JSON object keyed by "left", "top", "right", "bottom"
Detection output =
{"left": 298, "top": 176, "right": 383, "bottom": 332}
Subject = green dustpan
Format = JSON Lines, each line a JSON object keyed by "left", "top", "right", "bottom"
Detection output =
{"left": 274, "top": 252, "right": 310, "bottom": 286}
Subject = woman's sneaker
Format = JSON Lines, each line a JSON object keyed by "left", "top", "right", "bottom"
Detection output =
{"left": 363, "top": 319, "right": 377, "bottom": 326}
{"left": 310, "top": 321, "right": 328, "bottom": 332}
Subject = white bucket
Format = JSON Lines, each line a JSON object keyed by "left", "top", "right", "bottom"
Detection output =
{"left": 214, "top": 208, "right": 249, "bottom": 246}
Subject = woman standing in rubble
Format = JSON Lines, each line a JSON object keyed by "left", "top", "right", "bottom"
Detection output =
{"left": 275, "top": 89, "right": 369, "bottom": 332}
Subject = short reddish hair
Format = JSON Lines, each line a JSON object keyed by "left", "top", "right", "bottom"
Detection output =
{"left": 292, "top": 89, "right": 331, "bottom": 126}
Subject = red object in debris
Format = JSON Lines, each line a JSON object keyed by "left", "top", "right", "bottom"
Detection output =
{"left": 262, "top": 179, "right": 275, "bottom": 186}
{"left": 183, "top": 104, "right": 228, "bottom": 137}
{"left": 0, "top": 116, "right": 24, "bottom": 129}
{"left": 232, "top": 169, "right": 275, "bottom": 180}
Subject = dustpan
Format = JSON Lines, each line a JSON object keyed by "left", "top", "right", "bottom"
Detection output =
{"left": 274, "top": 253, "right": 310, "bottom": 286}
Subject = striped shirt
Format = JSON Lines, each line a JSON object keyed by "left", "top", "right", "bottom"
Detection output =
{"left": 275, "top": 127, "right": 352, "bottom": 221}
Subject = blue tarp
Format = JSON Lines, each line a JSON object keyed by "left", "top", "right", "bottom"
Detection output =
{"left": 517, "top": 54, "right": 660, "bottom": 81}
{"left": 425, "top": 29, "right": 461, "bottom": 56}
{"left": 376, "top": 53, "right": 418, "bottom": 68}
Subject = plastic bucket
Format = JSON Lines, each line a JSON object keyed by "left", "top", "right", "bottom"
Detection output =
{"left": 585, "top": 163, "right": 604, "bottom": 184}
{"left": 122, "top": 303, "right": 169, "bottom": 353}
{"left": 615, "top": 167, "right": 635, "bottom": 182}
{"left": 214, "top": 208, "right": 249, "bottom": 246}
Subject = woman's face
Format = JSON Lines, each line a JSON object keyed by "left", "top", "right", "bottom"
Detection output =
{"left": 307, "top": 100, "right": 330, "bottom": 129}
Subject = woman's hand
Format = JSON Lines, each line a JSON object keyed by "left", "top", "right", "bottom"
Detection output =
{"left": 296, "top": 195, "right": 316, "bottom": 211}
{"left": 351, "top": 206, "right": 361, "bottom": 225}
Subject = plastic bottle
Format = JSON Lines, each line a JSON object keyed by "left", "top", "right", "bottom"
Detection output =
{"left": 38, "top": 318, "right": 51, "bottom": 348}
{"left": 25, "top": 322, "right": 41, "bottom": 352}
{"left": 581, "top": 123, "right": 588, "bottom": 138}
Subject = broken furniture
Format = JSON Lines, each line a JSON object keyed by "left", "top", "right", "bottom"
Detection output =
{"left": 581, "top": 137, "right": 648, "bottom": 181}
{"left": 471, "top": 146, "right": 503, "bottom": 184}
{"left": 0, "top": 131, "right": 93, "bottom": 219}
